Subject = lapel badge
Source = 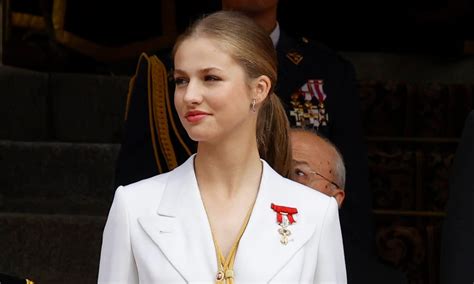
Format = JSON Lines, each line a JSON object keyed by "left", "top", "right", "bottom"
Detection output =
{"left": 271, "top": 203, "right": 298, "bottom": 245}
{"left": 286, "top": 50, "right": 303, "bottom": 65}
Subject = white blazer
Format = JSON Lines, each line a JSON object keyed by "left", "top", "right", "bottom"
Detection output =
{"left": 98, "top": 155, "right": 346, "bottom": 283}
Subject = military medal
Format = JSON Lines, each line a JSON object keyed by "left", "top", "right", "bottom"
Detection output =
{"left": 311, "top": 80, "right": 329, "bottom": 126}
{"left": 271, "top": 203, "right": 298, "bottom": 245}
{"left": 291, "top": 79, "right": 329, "bottom": 129}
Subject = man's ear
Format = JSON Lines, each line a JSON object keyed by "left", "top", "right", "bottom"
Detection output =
{"left": 253, "top": 75, "right": 271, "bottom": 104}
{"left": 332, "top": 189, "right": 345, "bottom": 208}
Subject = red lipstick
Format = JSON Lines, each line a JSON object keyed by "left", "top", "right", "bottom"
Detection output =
{"left": 185, "top": 110, "right": 209, "bottom": 123}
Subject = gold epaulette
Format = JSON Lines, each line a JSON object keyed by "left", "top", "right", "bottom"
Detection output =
{"left": 149, "top": 55, "right": 177, "bottom": 171}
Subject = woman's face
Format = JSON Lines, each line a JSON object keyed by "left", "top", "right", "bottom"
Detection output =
{"left": 173, "top": 37, "right": 255, "bottom": 143}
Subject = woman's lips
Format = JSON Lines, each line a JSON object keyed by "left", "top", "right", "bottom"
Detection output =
{"left": 185, "top": 111, "right": 209, "bottom": 123}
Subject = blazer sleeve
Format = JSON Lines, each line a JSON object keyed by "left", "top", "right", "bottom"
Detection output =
{"left": 313, "top": 197, "right": 347, "bottom": 283}
{"left": 98, "top": 186, "right": 139, "bottom": 284}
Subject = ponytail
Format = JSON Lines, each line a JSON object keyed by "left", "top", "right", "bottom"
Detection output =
{"left": 257, "top": 94, "right": 292, "bottom": 178}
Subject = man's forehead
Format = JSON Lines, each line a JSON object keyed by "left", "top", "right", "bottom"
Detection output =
{"left": 291, "top": 132, "right": 333, "bottom": 167}
{"left": 292, "top": 159, "right": 311, "bottom": 166}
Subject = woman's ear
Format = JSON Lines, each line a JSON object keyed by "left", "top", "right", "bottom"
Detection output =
{"left": 253, "top": 75, "right": 271, "bottom": 104}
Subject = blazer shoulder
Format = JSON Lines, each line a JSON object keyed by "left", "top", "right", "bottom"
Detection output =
{"left": 115, "top": 172, "right": 170, "bottom": 207}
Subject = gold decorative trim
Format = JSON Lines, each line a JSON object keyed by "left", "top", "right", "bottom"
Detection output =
{"left": 8, "top": 0, "right": 177, "bottom": 62}
{"left": 147, "top": 56, "right": 163, "bottom": 174}
{"left": 11, "top": 12, "right": 46, "bottom": 30}
{"left": 150, "top": 55, "right": 177, "bottom": 170}
{"left": 124, "top": 53, "right": 149, "bottom": 121}
{"left": 49, "top": 0, "right": 176, "bottom": 62}
{"left": 52, "top": 0, "right": 66, "bottom": 30}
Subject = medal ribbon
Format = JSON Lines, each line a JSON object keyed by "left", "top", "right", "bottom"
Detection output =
{"left": 271, "top": 203, "right": 298, "bottom": 224}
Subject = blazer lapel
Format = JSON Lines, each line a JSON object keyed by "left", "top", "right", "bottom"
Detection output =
{"left": 138, "top": 155, "right": 217, "bottom": 282}
{"left": 234, "top": 161, "right": 318, "bottom": 282}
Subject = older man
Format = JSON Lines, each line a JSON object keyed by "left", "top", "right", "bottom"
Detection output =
{"left": 290, "top": 129, "right": 345, "bottom": 207}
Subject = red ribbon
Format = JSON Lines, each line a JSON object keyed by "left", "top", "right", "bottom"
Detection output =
{"left": 271, "top": 203, "right": 298, "bottom": 224}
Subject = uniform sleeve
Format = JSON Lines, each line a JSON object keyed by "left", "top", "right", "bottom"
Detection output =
{"left": 314, "top": 197, "right": 347, "bottom": 283}
{"left": 98, "top": 186, "right": 139, "bottom": 284}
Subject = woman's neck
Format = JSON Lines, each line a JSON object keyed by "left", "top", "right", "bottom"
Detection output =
{"left": 194, "top": 137, "right": 262, "bottom": 200}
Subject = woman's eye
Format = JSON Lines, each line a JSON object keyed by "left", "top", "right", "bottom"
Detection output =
{"left": 174, "top": 77, "right": 188, "bottom": 86}
{"left": 204, "top": 75, "right": 220, "bottom": 82}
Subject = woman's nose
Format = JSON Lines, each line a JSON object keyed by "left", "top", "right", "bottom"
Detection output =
{"left": 182, "top": 80, "right": 204, "bottom": 105}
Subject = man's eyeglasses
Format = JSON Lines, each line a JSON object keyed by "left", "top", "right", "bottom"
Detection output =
{"left": 291, "top": 164, "right": 341, "bottom": 190}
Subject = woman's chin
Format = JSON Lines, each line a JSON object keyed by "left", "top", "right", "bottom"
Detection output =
{"left": 187, "top": 133, "right": 221, "bottom": 145}
{"left": 186, "top": 131, "right": 207, "bottom": 142}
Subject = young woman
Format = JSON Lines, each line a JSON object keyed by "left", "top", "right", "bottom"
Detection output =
{"left": 98, "top": 11, "right": 346, "bottom": 283}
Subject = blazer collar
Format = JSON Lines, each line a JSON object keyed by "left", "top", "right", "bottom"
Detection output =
{"left": 138, "top": 155, "right": 217, "bottom": 282}
{"left": 138, "top": 155, "right": 318, "bottom": 282}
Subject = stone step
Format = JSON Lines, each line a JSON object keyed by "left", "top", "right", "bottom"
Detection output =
{"left": 0, "top": 65, "right": 50, "bottom": 140}
{"left": 0, "top": 213, "right": 105, "bottom": 284}
{"left": 0, "top": 65, "right": 130, "bottom": 142}
{"left": 49, "top": 72, "right": 129, "bottom": 142}
{"left": 0, "top": 140, "right": 119, "bottom": 215}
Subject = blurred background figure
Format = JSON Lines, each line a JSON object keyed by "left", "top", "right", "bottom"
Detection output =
{"left": 440, "top": 110, "right": 474, "bottom": 284}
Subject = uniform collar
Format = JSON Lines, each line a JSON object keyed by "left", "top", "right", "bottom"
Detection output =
{"left": 270, "top": 22, "right": 280, "bottom": 48}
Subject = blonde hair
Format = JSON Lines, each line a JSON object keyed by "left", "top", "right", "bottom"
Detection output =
{"left": 173, "top": 11, "right": 291, "bottom": 177}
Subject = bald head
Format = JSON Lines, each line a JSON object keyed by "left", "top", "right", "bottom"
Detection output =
{"left": 290, "top": 129, "right": 346, "bottom": 207}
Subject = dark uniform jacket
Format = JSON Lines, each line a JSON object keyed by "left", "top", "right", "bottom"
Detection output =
{"left": 115, "top": 31, "right": 378, "bottom": 283}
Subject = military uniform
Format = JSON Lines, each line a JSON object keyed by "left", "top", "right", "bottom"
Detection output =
{"left": 114, "top": 30, "right": 376, "bottom": 282}
{"left": 276, "top": 31, "right": 378, "bottom": 282}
